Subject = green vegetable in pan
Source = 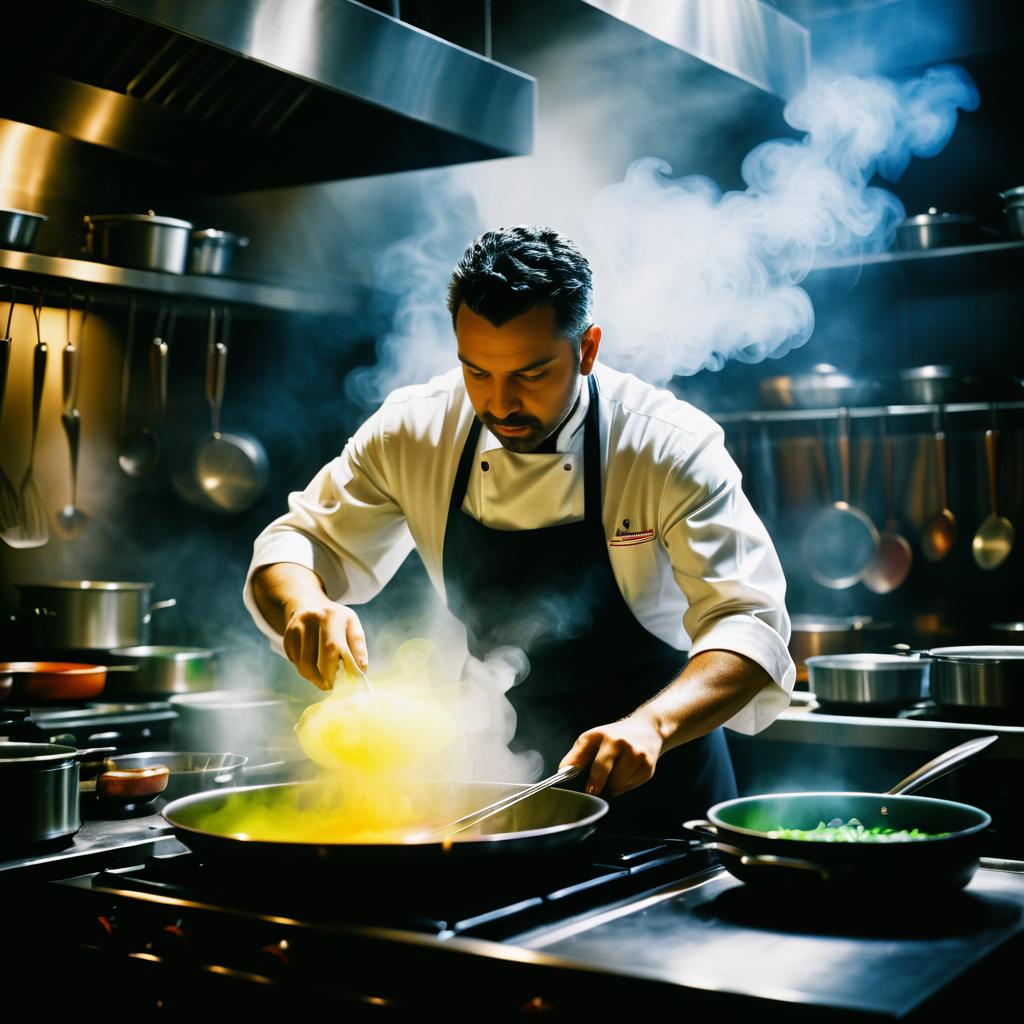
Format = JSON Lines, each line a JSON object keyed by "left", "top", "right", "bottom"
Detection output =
{"left": 767, "top": 817, "right": 951, "bottom": 842}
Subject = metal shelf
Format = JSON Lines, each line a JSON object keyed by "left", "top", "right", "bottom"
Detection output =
{"left": 0, "top": 249, "right": 365, "bottom": 315}
{"left": 712, "top": 401, "right": 1024, "bottom": 424}
{"left": 811, "top": 239, "right": 1024, "bottom": 271}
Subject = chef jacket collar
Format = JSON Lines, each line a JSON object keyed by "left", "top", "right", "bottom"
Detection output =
{"left": 478, "top": 373, "right": 589, "bottom": 455}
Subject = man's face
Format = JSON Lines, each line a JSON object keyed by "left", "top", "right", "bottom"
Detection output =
{"left": 456, "top": 303, "right": 600, "bottom": 453}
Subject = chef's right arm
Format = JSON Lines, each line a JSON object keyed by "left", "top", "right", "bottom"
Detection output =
{"left": 243, "top": 411, "right": 414, "bottom": 690}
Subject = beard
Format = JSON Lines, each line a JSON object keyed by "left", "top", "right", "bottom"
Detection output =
{"left": 480, "top": 376, "right": 581, "bottom": 454}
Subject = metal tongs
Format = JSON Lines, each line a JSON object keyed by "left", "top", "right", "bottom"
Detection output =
{"left": 409, "top": 764, "right": 584, "bottom": 844}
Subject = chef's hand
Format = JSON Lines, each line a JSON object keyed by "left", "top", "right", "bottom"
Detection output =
{"left": 559, "top": 712, "right": 664, "bottom": 797}
{"left": 282, "top": 600, "right": 368, "bottom": 691}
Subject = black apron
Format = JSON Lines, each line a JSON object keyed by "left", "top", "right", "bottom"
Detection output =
{"left": 441, "top": 375, "right": 737, "bottom": 835}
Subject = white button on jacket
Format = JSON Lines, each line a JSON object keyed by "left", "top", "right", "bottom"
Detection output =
{"left": 243, "top": 362, "right": 796, "bottom": 735}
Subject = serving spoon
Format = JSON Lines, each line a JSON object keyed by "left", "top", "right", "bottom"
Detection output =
{"left": 972, "top": 426, "right": 1014, "bottom": 570}
{"left": 921, "top": 414, "right": 957, "bottom": 561}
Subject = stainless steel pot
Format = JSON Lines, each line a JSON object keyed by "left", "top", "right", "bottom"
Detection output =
{"left": 188, "top": 229, "right": 250, "bottom": 276}
{"left": 760, "top": 364, "right": 877, "bottom": 410}
{"left": 895, "top": 208, "right": 979, "bottom": 250}
{"left": 789, "top": 615, "right": 871, "bottom": 684}
{"left": 806, "top": 653, "right": 931, "bottom": 709}
{"left": 999, "top": 186, "right": 1024, "bottom": 239}
{"left": 15, "top": 580, "right": 176, "bottom": 650}
{"left": 0, "top": 741, "right": 112, "bottom": 846}
{"left": 107, "top": 646, "right": 218, "bottom": 696}
{"left": 169, "top": 690, "right": 303, "bottom": 761}
{"left": 83, "top": 211, "right": 193, "bottom": 273}
{"left": 927, "top": 646, "right": 1024, "bottom": 712}
{"left": 0, "top": 207, "right": 47, "bottom": 252}
{"left": 894, "top": 364, "right": 978, "bottom": 405}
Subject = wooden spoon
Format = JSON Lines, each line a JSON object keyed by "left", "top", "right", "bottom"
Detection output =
{"left": 972, "top": 428, "right": 1014, "bottom": 570}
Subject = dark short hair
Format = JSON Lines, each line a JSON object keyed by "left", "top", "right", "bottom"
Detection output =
{"left": 447, "top": 226, "right": 593, "bottom": 344}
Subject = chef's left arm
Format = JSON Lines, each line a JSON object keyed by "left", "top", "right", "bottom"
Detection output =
{"left": 562, "top": 427, "right": 795, "bottom": 797}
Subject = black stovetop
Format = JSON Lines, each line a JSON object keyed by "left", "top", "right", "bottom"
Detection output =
{"left": 80, "top": 832, "right": 716, "bottom": 941}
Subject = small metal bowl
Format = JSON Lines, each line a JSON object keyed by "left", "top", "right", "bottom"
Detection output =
{"left": 0, "top": 208, "right": 47, "bottom": 252}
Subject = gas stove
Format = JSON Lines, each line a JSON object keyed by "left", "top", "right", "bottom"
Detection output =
{"left": 2, "top": 817, "right": 1023, "bottom": 1018}
{"left": 0, "top": 701, "right": 175, "bottom": 752}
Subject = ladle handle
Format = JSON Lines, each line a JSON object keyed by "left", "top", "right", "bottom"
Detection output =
{"left": 149, "top": 339, "right": 168, "bottom": 429}
{"left": 881, "top": 419, "right": 895, "bottom": 526}
{"left": 837, "top": 407, "right": 851, "bottom": 504}
{"left": 985, "top": 429, "right": 1000, "bottom": 516}
{"left": 28, "top": 340, "right": 47, "bottom": 460}
{"left": 119, "top": 299, "right": 137, "bottom": 439}
{"left": 934, "top": 429, "right": 949, "bottom": 510}
{"left": 62, "top": 342, "right": 80, "bottom": 415}
{"left": 205, "top": 341, "right": 227, "bottom": 436}
{"left": 887, "top": 734, "right": 998, "bottom": 796}
{"left": 0, "top": 337, "right": 10, "bottom": 420}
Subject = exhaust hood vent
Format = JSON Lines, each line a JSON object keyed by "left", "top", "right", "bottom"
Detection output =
{"left": 1, "top": 0, "right": 535, "bottom": 195}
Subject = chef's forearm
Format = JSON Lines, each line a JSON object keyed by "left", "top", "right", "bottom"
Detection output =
{"left": 251, "top": 563, "right": 329, "bottom": 634}
{"left": 631, "top": 650, "right": 773, "bottom": 753}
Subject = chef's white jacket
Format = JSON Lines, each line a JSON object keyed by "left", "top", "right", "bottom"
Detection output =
{"left": 243, "top": 362, "right": 796, "bottom": 734}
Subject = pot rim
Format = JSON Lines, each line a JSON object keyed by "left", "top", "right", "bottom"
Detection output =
{"left": 190, "top": 228, "right": 250, "bottom": 245}
{"left": 0, "top": 661, "right": 106, "bottom": 676}
{"left": 806, "top": 654, "right": 932, "bottom": 672}
{"left": 928, "top": 645, "right": 1024, "bottom": 662}
{"left": 707, "top": 791, "right": 991, "bottom": 841}
{"left": 898, "top": 210, "right": 976, "bottom": 227}
{"left": 0, "top": 742, "right": 79, "bottom": 766}
{"left": 15, "top": 579, "right": 154, "bottom": 591}
{"left": 83, "top": 213, "right": 193, "bottom": 229}
{"left": 110, "top": 646, "right": 218, "bottom": 661}
{"left": 0, "top": 207, "right": 48, "bottom": 221}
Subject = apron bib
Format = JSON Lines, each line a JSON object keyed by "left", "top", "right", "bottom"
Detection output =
{"left": 442, "top": 375, "right": 736, "bottom": 834}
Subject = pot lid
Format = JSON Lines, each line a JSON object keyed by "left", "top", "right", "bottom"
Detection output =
{"left": 83, "top": 212, "right": 193, "bottom": 229}
{"left": 929, "top": 645, "right": 1024, "bottom": 661}
{"left": 896, "top": 364, "right": 957, "bottom": 381}
{"left": 0, "top": 742, "right": 78, "bottom": 765}
{"left": 999, "top": 186, "right": 1024, "bottom": 203}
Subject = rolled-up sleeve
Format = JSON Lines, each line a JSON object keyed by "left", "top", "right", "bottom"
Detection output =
{"left": 242, "top": 413, "right": 414, "bottom": 653}
{"left": 661, "top": 429, "right": 795, "bottom": 735}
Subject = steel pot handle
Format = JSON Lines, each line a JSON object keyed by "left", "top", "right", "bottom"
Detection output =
{"left": 707, "top": 842, "right": 834, "bottom": 882}
{"left": 143, "top": 598, "right": 177, "bottom": 624}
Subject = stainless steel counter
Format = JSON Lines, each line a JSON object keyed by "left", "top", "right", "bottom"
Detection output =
{"left": 758, "top": 696, "right": 1024, "bottom": 758}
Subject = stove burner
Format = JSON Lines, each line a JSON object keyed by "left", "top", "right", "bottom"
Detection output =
{"left": 90, "top": 834, "right": 715, "bottom": 940}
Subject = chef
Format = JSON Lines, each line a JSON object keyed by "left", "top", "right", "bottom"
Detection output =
{"left": 244, "top": 225, "right": 795, "bottom": 833}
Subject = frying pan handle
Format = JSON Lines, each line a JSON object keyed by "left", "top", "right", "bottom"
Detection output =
{"left": 682, "top": 819, "right": 719, "bottom": 840}
{"left": 837, "top": 407, "right": 851, "bottom": 504}
{"left": 887, "top": 734, "right": 998, "bottom": 796}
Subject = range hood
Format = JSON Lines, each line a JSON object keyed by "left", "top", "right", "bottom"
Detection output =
{"left": 0, "top": 0, "right": 536, "bottom": 195}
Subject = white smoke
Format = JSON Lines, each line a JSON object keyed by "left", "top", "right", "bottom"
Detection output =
{"left": 348, "top": 64, "right": 978, "bottom": 402}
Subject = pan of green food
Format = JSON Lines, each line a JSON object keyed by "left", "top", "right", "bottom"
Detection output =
{"left": 684, "top": 735, "right": 997, "bottom": 891}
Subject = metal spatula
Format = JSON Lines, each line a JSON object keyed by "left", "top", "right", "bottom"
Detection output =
{"left": 409, "top": 764, "right": 583, "bottom": 843}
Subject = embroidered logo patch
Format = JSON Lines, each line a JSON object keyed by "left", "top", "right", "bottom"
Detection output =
{"left": 609, "top": 527, "right": 656, "bottom": 547}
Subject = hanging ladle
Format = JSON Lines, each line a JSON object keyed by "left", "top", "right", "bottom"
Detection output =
{"left": 0, "top": 291, "right": 18, "bottom": 536}
{"left": 862, "top": 416, "right": 912, "bottom": 593}
{"left": 972, "top": 414, "right": 1014, "bottom": 570}
{"left": 56, "top": 293, "right": 89, "bottom": 539}
{"left": 921, "top": 409, "right": 957, "bottom": 562}
{"left": 800, "top": 407, "right": 879, "bottom": 589}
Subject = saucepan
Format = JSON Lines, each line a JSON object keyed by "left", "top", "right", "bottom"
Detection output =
{"left": 0, "top": 741, "right": 117, "bottom": 847}
{"left": 684, "top": 735, "right": 997, "bottom": 891}
{"left": 926, "top": 646, "right": 1024, "bottom": 715}
{"left": 163, "top": 778, "right": 608, "bottom": 871}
